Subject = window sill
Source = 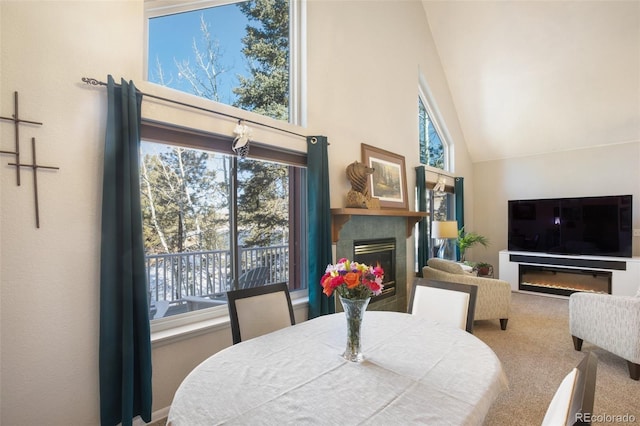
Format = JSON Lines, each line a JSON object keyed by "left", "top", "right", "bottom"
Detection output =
{"left": 151, "top": 295, "right": 309, "bottom": 348}
{"left": 151, "top": 314, "right": 230, "bottom": 348}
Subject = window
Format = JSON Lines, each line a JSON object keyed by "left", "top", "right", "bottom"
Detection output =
{"left": 145, "top": 0, "right": 301, "bottom": 124}
{"left": 428, "top": 184, "right": 455, "bottom": 259}
{"left": 417, "top": 78, "right": 456, "bottom": 263}
{"left": 418, "top": 83, "right": 451, "bottom": 171}
{"left": 140, "top": 122, "right": 307, "bottom": 321}
{"left": 415, "top": 174, "right": 457, "bottom": 272}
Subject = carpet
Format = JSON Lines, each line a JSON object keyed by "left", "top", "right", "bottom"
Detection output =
{"left": 475, "top": 292, "right": 640, "bottom": 425}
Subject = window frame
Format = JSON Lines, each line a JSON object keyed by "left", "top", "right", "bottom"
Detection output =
{"left": 141, "top": 120, "right": 309, "bottom": 334}
{"left": 418, "top": 78, "right": 453, "bottom": 172}
{"left": 143, "top": 0, "right": 304, "bottom": 126}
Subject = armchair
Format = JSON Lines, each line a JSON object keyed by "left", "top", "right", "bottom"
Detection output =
{"left": 569, "top": 291, "right": 640, "bottom": 380}
{"left": 422, "top": 258, "right": 511, "bottom": 330}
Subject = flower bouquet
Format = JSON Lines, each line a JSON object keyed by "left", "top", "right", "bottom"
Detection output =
{"left": 321, "top": 258, "right": 384, "bottom": 362}
{"left": 320, "top": 258, "right": 384, "bottom": 299}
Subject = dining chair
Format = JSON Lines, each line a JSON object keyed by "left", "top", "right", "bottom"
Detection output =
{"left": 408, "top": 278, "right": 478, "bottom": 333}
{"left": 541, "top": 352, "right": 598, "bottom": 426}
{"left": 227, "top": 282, "right": 295, "bottom": 344}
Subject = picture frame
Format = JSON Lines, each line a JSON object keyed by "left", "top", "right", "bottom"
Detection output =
{"left": 361, "top": 143, "right": 408, "bottom": 210}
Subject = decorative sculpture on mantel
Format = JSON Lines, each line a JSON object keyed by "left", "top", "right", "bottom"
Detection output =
{"left": 345, "top": 160, "right": 380, "bottom": 209}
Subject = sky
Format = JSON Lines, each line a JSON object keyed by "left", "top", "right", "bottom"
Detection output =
{"left": 147, "top": 3, "right": 251, "bottom": 105}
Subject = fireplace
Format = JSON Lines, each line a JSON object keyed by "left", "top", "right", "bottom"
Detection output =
{"left": 333, "top": 213, "right": 407, "bottom": 312}
{"left": 519, "top": 265, "right": 612, "bottom": 297}
{"left": 353, "top": 238, "right": 396, "bottom": 301}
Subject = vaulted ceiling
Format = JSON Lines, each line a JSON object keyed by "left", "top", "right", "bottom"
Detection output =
{"left": 421, "top": 1, "right": 640, "bottom": 163}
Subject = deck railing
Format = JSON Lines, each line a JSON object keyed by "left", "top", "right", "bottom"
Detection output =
{"left": 145, "top": 245, "right": 289, "bottom": 309}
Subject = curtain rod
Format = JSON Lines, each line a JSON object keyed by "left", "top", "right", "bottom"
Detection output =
{"left": 81, "top": 77, "right": 308, "bottom": 139}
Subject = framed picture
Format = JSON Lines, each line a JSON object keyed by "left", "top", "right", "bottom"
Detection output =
{"left": 361, "top": 143, "right": 408, "bottom": 210}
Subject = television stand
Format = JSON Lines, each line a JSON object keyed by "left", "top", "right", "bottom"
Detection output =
{"left": 499, "top": 250, "right": 640, "bottom": 297}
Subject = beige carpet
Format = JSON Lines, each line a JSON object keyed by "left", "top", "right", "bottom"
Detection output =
{"left": 475, "top": 292, "right": 640, "bottom": 426}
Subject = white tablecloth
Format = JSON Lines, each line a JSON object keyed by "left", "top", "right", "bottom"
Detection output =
{"left": 167, "top": 311, "right": 508, "bottom": 425}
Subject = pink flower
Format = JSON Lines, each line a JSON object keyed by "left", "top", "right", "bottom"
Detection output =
{"left": 373, "top": 264, "right": 384, "bottom": 277}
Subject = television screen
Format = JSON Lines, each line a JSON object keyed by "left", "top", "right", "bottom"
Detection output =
{"left": 508, "top": 195, "right": 632, "bottom": 258}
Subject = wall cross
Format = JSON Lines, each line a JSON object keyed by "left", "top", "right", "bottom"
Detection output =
{"left": 8, "top": 138, "right": 60, "bottom": 228}
{"left": 0, "top": 91, "right": 43, "bottom": 185}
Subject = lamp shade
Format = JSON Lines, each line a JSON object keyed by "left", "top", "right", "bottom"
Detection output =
{"left": 432, "top": 221, "right": 458, "bottom": 239}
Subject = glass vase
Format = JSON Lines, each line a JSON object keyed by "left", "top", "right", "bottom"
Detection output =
{"left": 339, "top": 295, "right": 371, "bottom": 362}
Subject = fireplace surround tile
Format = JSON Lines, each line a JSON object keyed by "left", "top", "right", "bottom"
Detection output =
{"left": 335, "top": 215, "right": 408, "bottom": 312}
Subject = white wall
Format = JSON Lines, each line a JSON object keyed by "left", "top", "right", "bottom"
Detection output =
{"left": 0, "top": 1, "right": 472, "bottom": 424}
{"left": 472, "top": 142, "right": 640, "bottom": 274}
{"left": 307, "top": 0, "right": 473, "bottom": 209}
{"left": 1, "top": 2, "right": 142, "bottom": 425}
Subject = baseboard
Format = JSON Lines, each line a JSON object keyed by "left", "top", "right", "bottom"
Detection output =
{"left": 133, "top": 406, "right": 170, "bottom": 426}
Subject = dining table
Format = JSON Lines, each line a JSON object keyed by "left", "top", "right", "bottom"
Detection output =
{"left": 167, "top": 311, "right": 508, "bottom": 425}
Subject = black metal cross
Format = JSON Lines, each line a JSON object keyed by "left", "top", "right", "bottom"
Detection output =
{"left": 0, "top": 91, "right": 43, "bottom": 186}
{"left": 8, "top": 137, "right": 59, "bottom": 228}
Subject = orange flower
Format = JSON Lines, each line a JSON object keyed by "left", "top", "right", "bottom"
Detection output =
{"left": 343, "top": 271, "right": 361, "bottom": 289}
{"left": 323, "top": 284, "right": 334, "bottom": 297}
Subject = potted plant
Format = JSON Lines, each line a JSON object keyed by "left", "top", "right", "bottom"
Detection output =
{"left": 475, "top": 262, "right": 492, "bottom": 276}
{"left": 456, "top": 228, "right": 489, "bottom": 261}
{"left": 462, "top": 260, "right": 492, "bottom": 276}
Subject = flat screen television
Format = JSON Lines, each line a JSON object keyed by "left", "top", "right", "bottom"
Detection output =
{"left": 508, "top": 195, "right": 633, "bottom": 258}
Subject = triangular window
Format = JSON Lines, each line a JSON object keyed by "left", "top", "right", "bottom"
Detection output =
{"left": 418, "top": 85, "right": 451, "bottom": 171}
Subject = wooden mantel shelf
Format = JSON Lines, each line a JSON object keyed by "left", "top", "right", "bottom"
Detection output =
{"left": 330, "top": 208, "right": 429, "bottom": 242}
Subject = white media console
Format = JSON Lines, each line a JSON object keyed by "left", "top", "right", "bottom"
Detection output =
{"left": 499, "top": 250, "right": 640, "bottom": 296}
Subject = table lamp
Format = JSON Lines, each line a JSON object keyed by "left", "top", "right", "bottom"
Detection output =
{"left": 432, "top": 220, "right": 458, "bottom": 259}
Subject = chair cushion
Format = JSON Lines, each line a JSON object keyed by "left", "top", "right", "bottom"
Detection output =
{"left": 427, "top": 258, "right": 466, "bottom": 275}
{"left": 235, "top": 292, "right": 294, "bottom": 341}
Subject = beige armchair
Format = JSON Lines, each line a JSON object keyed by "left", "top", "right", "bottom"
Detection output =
{"left": 422, "top": 258, "right": 511, "bottom": 330}
{"left": 569, "top": 291, "right": 640, "bottom": 380}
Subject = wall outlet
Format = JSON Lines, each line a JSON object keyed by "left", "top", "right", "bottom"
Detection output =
{"left": 634, "top": 229, "right": 640, "bottom": 237}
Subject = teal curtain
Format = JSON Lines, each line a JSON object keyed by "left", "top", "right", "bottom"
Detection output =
{"left": 307, "top": 136, "right": 335, "bottom": 318}
{"left": 415, "top": 166, "right": 429, "bottom": 276}
{"left": 454, "top": 177, "right": 465, "bottom": 261}
{"left": 99, "top": 76, "right": 152, "bottom": 426}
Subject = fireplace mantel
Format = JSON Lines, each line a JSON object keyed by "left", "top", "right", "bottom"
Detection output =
{"left": 330, "top": 208, "right": 428, "bottom": 243}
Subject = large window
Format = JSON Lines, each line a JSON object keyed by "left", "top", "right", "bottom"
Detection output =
{"left": 140, "top": 122, "right": 307, "bottom": 321}
{"left": 417, "top": 78, "right": 456, "bottom": 265}
{"left": 145, "top": 0, "right": 301, "bottom": 124}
